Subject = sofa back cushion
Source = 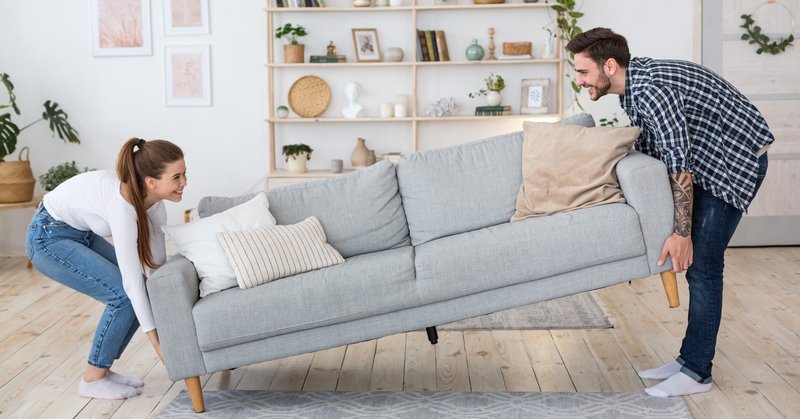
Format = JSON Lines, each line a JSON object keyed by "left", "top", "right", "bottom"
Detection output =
{"left": 397, "top": 113, "right": 596, "bottom": 246}
{"left": 397, "top": 131, "right": 524, "bottom": 246}
{"left": 198, "top": 160, "right": 410, "bottom": 258}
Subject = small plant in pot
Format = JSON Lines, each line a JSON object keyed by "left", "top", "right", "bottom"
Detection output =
{"left": 468, "top": 73, "right": 505, "bottom": 106}
{"left": 282, "top": 143, "right": 313, "bottom": 174}
{"left": 275, "top": 23, "right": 308, "bottom": 63}
{"left": 39, "top": 161, "right": 94, "bottom": 192}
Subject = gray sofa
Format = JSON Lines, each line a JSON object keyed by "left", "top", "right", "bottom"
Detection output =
{"left": 148, "top": 124, "right": 678, "bottom": 413}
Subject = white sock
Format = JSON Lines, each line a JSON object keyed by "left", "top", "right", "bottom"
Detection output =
{"left": 107, "top": 370, "right": 144, "bottom": 387}
{"left": 638, "top": 361, "right": 682, "bottom": 379}
{"left": 645, "top": 372, "right": 712, "bottom": 397}
{"left": 79, "top": 378, "right": 141, "bottom": 400}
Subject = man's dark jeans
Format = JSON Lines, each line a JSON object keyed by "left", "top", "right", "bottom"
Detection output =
{"left": 677, "top": 153, "right": 769, "bottom": 383}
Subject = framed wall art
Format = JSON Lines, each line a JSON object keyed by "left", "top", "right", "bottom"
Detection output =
{"left": 164, "top": 45, "right": 212, "bottom": 106}
{"left": 164, "top": 0, "right": 210, "bottom": 36}
{"left": 352, "top": 28, "right": 381, "bottom": 62}
{"left": 90, "top": 0, "right": 152, "bottom": 56}
{"left": 520, "top": 78, "right": 550, "bottom": 114}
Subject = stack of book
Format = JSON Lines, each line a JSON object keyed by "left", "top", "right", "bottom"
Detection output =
{"left": 475, "top": 105, "right": 511, "bottom": 116}
{"left": 416, "top": 30, "right": 450, "bottom": 62}
{"left": 310, "top": 54, "right": 346, "bottom": 63}
{"left": 276, "top": 0, "right": 324, "bottom": 7}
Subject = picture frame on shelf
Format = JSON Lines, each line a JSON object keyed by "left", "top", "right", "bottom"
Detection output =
{"left": 90, "top": 0, "right": 152, "bottom": 56}
{"left": 164, "top": 45, "right": 212, "bottom": 106}
{"left": 520, "top": 78, "right": 550, "bottom": 115}
{"left": 352, "top": 28, "right": 382, "bottom": 62}
{"left": 164, "top": 0, "right": 210, "bottom": 36}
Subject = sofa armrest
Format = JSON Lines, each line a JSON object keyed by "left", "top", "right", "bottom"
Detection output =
{"left": 616, "top": 151, "right": 674, "bottom": 274}
{"left": 147, "top": 254, "right": 207, "bottom": 381}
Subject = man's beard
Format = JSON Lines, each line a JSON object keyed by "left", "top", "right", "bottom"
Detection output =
{"left": 589, "top": 72, "right": 611, "bottom": 100}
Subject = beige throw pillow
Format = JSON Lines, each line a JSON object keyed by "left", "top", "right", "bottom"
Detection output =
{"left": 216, "top": 216, "right": 344, "bottom": 289}
{"left": 511, "top": 122, "right": 640, "bottom": 221}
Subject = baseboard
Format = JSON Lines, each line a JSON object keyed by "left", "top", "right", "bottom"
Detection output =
{"left": 729, "top": 215, "right": 800, "bottom": 246}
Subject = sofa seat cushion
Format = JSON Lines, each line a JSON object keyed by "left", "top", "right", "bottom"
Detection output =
{"left": 413, "top": 203, "right": 645, "bottom": 304}
{"left": 193, "top": 246, "right": 418, "bottom": 352}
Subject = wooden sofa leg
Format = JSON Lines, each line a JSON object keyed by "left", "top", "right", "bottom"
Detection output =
{"left": 426, "top": 326, "right": 438, "bottom": 345}
{"left": 660, "top": 271, "right": 680, "bottom": 308}
{"left": 185, "top": 376, "right": 205, "bottom": 413}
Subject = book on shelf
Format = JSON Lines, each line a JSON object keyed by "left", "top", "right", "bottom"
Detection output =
{"left": 309, "top": 55, "right": 347, "bottom": 63}
{"left": 276, "top": 0, "right": 323, "bottom": 7}
{"left": 416, "top": 29, "right": 449, "bottom": 62}
{"left": 475, "top": 105, "right": 512, "bottom": 116}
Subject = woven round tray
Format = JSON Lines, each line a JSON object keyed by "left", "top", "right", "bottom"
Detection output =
{"left": 473, "top": 0, "right": 505, "bottom": 4}
{"left": 288, "top": 75, "right": 331, "bottom": 118}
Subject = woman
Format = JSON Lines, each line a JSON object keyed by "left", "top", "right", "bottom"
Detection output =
{"left": 26, "top": 138, "right": 186, "bottom": 400}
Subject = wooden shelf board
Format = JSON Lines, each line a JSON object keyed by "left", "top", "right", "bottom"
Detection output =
{"left": 269, "top": 62, "right": 413, "bottom": 68}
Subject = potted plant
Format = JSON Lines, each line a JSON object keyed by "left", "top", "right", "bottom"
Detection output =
{"left": 282, "top": 143, "right": 313, "bottom": 174}
{"left": 39, "top": 161, "right": 94, "bottom": 192}
{"left": 468, "top": 73, "right": 505, "bottom": 106}
{"left": 275, "top": 23, "right": 308, "bottom": 64}
{"left": 0, "top": 73, "right": 80, "bottom": 203}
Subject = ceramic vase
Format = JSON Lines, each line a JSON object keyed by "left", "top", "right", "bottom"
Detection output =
{"left": 542, "top": 36, "right": 555, "bottom": 59}
{"left": 465, "top": 39, "right": 485, "bottom": 61}
{"left": 384, "top": 47, "right": 404, "bottom": 62}
{"left": 287, "top": 152, "right": 309, "bottom": 174}
{"left": 486, "top": 91, "right": 502, "bottom": 106}
{"left": 351, "top": 138, "right": 371, "bottom": 168}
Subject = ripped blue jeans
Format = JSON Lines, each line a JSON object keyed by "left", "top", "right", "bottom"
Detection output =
{"left": 25, "top": 205, "right": 139, "bottom": 369}
{"left": 676, "top": 153, "right": 768, "bottom": 383}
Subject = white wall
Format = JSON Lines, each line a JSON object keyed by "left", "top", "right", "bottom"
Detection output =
{"left": 0, "top": 0, "right": 696, "bottom": 255}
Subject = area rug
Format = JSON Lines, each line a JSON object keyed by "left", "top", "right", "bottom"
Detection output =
{"left": 158, "top": 390, "right": 692, "bottom": 418}
{"left": 439, "top": 292, "right": 613, "bottom": 330}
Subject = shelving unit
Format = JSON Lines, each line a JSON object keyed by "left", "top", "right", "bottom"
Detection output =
{"left": 265, "top": 0, "right": 564, "bottom": 184}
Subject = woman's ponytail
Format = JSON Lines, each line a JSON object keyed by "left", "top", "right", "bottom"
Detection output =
{"left": 116, "top": 137, "right": 183, "bottom": 271}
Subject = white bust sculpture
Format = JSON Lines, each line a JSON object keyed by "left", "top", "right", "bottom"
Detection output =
{"left": 342, "top": 81, "right": 365, "bottom": 118}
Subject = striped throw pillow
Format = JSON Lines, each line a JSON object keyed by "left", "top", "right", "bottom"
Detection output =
{"left": 216, "top": 216, "right": 344, "bottom": 289}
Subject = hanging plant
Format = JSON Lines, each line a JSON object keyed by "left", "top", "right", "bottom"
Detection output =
{"left": 740, "top": 14, "right": 795, "bottom": 55}
{"left": 548, "top": 0, "right": 584, "bottom": 111}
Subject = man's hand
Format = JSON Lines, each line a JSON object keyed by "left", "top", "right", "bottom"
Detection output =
{"left": 658, "top": 233, "right": 693, "bottom": 272}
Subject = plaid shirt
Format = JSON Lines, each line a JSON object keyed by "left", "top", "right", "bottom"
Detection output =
{"left": 620, "top": 57, "right": 774, "bottom": 212}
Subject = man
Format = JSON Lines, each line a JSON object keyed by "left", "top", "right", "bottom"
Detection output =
{"left": 566, "top": 27, "right": 773, "bottom": 397}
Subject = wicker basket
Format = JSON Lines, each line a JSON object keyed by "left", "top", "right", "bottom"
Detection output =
{"left": 503, "top": 41, "right": 532, "bottom": 56}
{"left": 288, "top": 76, "right": 331, "bottom": 118}
{"left": 0, "top": 147, "right": 36, "bottom": 203}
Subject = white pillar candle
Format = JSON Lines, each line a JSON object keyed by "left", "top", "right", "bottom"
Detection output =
{"left": 394, "top": 103, "right": 408, "bottom": 118}
{"left": 380, "top": 102, "right": 394, "bottom": 118}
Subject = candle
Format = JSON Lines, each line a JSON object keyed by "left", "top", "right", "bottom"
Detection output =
{"left": 394, "top": 103, "right": 408, "bottom": 118}
{"left": 380, "top": 102, "right": 394, "bottom": 118}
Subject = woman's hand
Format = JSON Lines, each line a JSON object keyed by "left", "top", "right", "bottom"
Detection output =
{"left": 146, "top": 329, "right": 166, "bottom": 364}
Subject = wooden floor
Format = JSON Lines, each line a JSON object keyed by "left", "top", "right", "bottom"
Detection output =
{"left": 0, "top": 247, "right": 798, "bottom": 418}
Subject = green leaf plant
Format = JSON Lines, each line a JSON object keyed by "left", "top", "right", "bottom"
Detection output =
{"left": 275, "top": 23, "right": 308, "bottom": 45}
{"left": 39, "top": 161, "right": 94, "bottom": 192}
{"left": 548, "top": 0, "right": 584, "bottom": 111}
{"left": 282, "top": 143, "right": 313, "bottom": 162}
{"left": 0, "top": 73, "right": 80, "bottom": 161}
{"left": 740, "top": 14, "right": 795, "bottom": 55}
{"left": 468, "top": 73, "right": 505, "bottom": 98}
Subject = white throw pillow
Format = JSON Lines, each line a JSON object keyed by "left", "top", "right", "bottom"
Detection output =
{"left": 162, "top": 192, "right": 276, "bottom": 297}
{"left": 216, "top": 216, "right": 345, "bottom": 289}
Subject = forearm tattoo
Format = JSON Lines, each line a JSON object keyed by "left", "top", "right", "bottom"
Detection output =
{"left": 670, "top": 172, "right": 693, "bottom": 237}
